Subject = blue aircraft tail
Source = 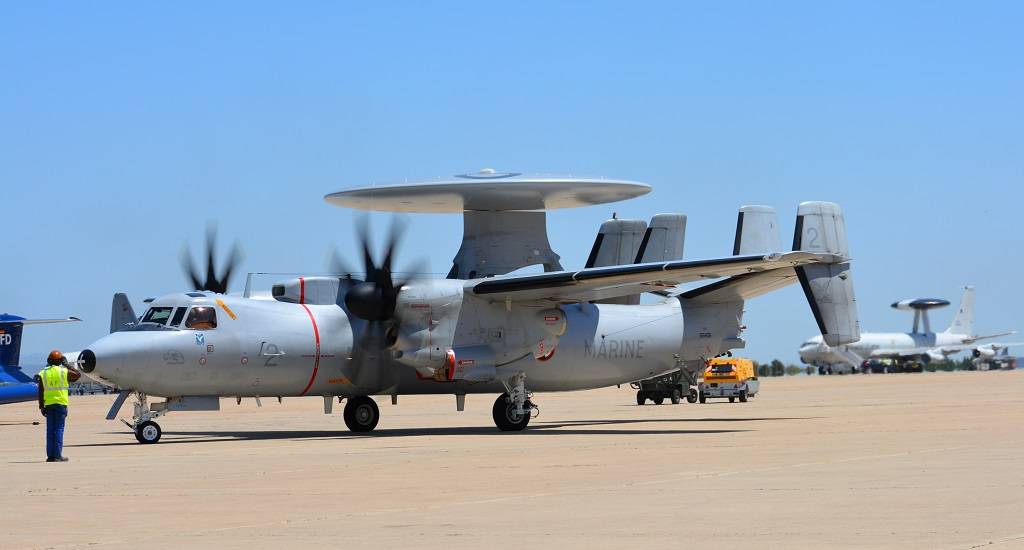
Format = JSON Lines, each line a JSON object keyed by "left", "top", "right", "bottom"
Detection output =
{"left": 0, "top": 316, "right": 29, "bottom": 383}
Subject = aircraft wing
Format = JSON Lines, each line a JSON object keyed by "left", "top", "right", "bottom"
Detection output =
{"left": 468, "top": 251, "right": 835, "bottom": 304}
{"left": 964, "top": 331, "right": 1016, "bottom": 344}
{"left": 19, "top": 317, "right": 81, "bottom": 325}
{"left": 870, "top": 346, "right": 962, "bottom": 359}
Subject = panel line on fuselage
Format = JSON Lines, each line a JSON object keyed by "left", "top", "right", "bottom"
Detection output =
{"left": 298, "top": 302, "right": 321, "bottom": 396}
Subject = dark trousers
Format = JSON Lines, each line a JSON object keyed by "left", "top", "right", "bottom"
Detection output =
{"left": 44, "top": 404, "right": 67, "bottom": 460}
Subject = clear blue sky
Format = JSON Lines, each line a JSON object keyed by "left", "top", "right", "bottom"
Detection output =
{"left": 3, "top": 2, "right": 1021, "bottom": 367}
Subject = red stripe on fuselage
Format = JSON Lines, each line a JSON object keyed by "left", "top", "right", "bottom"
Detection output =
{"left": 299, "top": 277, "right": 306, "bottom": 304}
{"left": 298, "top": 303, "right": 321, "bottom": 396}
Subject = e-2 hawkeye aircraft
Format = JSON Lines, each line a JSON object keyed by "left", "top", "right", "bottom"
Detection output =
{"left": 78, "top": 173, "right": 859, "bottom": 443}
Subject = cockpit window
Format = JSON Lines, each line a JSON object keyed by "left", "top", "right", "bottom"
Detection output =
{"left": 141, "top": 307, "right": 174, "bottom": 325}
{"left": 185, "top": 307, "right": 217, "bottom": 330}
{"left": 170, "top": 307, "right": 187, "bottom": 327}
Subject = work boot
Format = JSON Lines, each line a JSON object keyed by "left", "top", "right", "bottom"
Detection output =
{"left": 46, "top": 458, "right": 56, "bottom": 462}
{"left": 56, "top": 457, "right": 69, "bottom": 462}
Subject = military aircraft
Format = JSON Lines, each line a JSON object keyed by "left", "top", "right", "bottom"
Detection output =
{"left": 0, "top": 314, "right": 80, "bottom": 405}
{"left": 78, "top": 172, "right": 859, "bottom": 443}
{"left": 799, "top": 286, "right": 1014, "bottom": 373}
{"left": 970, "top": 342, "right": 1022, "bottom": 370}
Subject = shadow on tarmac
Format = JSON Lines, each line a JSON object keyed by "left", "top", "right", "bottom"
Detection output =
{"left": 64, "top": 416, "right": 816, "bottom": 447}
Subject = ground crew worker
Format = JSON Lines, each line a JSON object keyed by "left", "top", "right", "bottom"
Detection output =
{"left": 35, "top": 350, "right": 81, "bottom": 462}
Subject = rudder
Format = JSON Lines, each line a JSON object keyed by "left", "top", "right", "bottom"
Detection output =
{"left": 946, "top": 286, "right": 975, "bottom": 335}
{"left": 792, "top": 202, "right": 860, "bottom": 346}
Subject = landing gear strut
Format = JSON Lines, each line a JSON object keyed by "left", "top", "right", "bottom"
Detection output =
{"left": 493, "top": 373, "right": 536, "bottom": 431}
{"left": 343, "top": 396, "right": 380, "bottom": 432}
{"left": 125, "top": 392, "right": 164, "bottom": 444}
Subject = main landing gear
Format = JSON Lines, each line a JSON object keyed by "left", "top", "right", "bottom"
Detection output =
{"left": 492, "top": 373, "right": 537, "bottom": 431}
{"left": 125, "top": 393, "right": 165, "bottom": 444}
{"left": 343, "top": 396, "right": 380, "bottom": 432}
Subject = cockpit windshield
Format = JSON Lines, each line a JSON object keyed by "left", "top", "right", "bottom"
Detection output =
{"left": 710, "top": 365, "right": 735, "bottom": 374}
{"left": 185, "top": 307, "right": 217, "bottom": 330}
{"left": 140, "top": 307, "right": 174, "bottom": 325}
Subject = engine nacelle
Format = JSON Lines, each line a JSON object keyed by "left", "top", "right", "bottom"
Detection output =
{"left": 925, "top": 350, "right": 945, "bottom": 363}
{"left": 271, "top": 277, "right": 348, "bottom": 305}
{"left": 973, "top": 346, "right": 995, "bottom": 359}
{"left": 407, "top": 345, "right": 498, "bottom": 383}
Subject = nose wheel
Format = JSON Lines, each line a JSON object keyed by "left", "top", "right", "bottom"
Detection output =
{"left": 134, "top": 420, "right": 162, "bottom": 444}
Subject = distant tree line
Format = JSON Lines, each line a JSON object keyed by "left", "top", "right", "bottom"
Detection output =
{"left": 754, "top": 357, "right": 982, "bottom": 376}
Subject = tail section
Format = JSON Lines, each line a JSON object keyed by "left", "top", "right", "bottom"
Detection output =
{"left": 945, "top": 286, "right": 975, "bottom": 336}
{"left": 0, "top": 316, "right": 27, "bottom": 381}
{"left": 792, "top": 202, "right": 860, "bottom": 346}
{"left": 636, "top": 214, "right": 687, "bottom": 263}
{"left": 733, "top": 205, "right": 780, "bottom": 255}
{"left": 585, "top": 218, "right": 648, "bottom": 269}
{"left": 111, "top": 293, "right": 138, "bottom": 333}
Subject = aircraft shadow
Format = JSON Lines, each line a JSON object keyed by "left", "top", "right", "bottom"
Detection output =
{"left": 62, "top": 416, "right": 805, "bottom": 447}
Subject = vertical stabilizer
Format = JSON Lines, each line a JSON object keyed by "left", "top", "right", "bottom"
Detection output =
{"left": 733, "top": 206, "right": 780, "bottom": 255}
{"left": 946, "top": 286, "right": 975, "bottom": 336}
{"left": 635, "top": 214, "right": 687, "bottom": 263}
{"left": 0, "top": 317, "right": 25, "bottom": 371}
{"left": 111, "top": 293, "right": 138, "bottom": 333}
{"left": 792, "top": 202, "right": 860, "bottom": 346}
{"left": 586, "top": 218, "right": 648, "bottom": 305}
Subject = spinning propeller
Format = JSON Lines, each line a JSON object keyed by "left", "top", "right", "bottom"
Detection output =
{"left": 334, "top": 217, "right": 421, "bottom": 392}
{"left": 180, "top": 225, "right": 244, "bottom": 294}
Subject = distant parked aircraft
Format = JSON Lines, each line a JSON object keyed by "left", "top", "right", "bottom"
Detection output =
{"left": 798, "top": 286, "right": 1013, "bottom": 374}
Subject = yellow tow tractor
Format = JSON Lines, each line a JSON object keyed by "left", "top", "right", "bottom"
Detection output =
{"left": 698, "top": 357, "right": 759, "bottom": 403}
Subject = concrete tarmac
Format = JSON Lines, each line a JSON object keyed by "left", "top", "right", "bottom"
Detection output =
{"left": 3, "top": 370, "right": 1023, "bottom": 549}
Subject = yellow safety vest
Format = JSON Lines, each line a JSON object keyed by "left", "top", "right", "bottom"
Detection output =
{"left": 39, "top": 365, "right": 69, "bottom": 407}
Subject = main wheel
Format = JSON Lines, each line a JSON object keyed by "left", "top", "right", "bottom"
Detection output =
{"left": 492, "top": 394, "right": 530, "bottom": 431}
{"left": 135, "top": 420, "right": 162, "bottom": 444}
{"left": 636, "top": 390, "right": 646, "bottom": 406}
{"left": 738, "top": 390, "right": 748, "bottom": 403}
{"left": 698, "top": 391, "right": 706, "bottom": 404}
{"left": 653, "top": 396, "right": 665, "bottom": 405}
{"left": 671, "top": 389, "right": 682, "bottom": 405}
{"left": 687, "top": 389, "right": 698, "bottom": 403}
{"left": 343, "top": 396, "right": 380, "bottom": 432}
{"left": 728, "top": 396, "right": 736, "bottom": 403}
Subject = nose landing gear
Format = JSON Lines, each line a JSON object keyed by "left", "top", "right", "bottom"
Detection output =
{"left": 122, "top": 393, "right": 165, "bottom": 444}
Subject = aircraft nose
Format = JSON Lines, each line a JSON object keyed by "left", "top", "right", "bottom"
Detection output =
{"left": 78, "top": 335, "right": 130, "bottom": 380}
{"left": 78, "top": 349, "right": 97, "bottom": 373}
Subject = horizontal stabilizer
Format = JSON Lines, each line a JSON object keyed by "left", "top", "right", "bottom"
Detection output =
{"left": 793, "top": 202, "right": 860, "bottom": 346}
{"left": 471, "top": 250, "right": 834, "bottom": 304}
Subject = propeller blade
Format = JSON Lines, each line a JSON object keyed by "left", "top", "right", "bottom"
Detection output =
{"left": 180, "top": 224, "right": 244, "bottom": 294}
{"left": 180, "top": 244, "right": 204, "bottom": 291}
{"left": 340, "top": 215, "right": 424, "bottom": 393}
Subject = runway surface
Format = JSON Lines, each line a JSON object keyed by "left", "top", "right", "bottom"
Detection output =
{"left": 3, "top": 370, "right": 1023, "bottom": 549}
